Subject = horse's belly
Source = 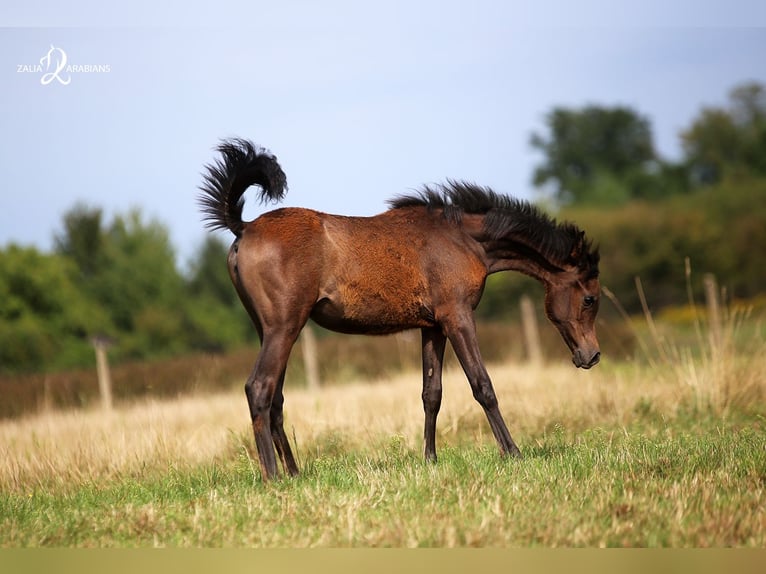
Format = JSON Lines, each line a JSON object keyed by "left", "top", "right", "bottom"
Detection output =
{"left": 310, "top": 292, "right": 434, "bottom": 335}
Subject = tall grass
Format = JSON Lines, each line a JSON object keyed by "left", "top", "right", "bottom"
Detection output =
{"left": 2, "top": 345, "right": 762, "bottom": 497}
{"left": 2, "top": 351, "right": 765, "bottom": 546}
{"left": 602, "top": 260, "right": 765, "bottom": 416}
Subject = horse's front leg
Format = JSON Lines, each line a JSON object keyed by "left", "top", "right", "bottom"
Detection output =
{"left": 441, "top": 312, "right": 522, "bottom": 458}
{"left": 421, "top": 326, "right": 447, "bottom": 462}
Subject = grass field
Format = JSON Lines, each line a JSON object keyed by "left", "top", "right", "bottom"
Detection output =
{"left": 2, "top": 310, "right": 765, "bottom": 548}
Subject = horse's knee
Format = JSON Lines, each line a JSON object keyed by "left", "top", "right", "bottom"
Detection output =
{"left": 270, "top": 405, "right": 284, "bottom": 429}
{"left": 422, "top": 387, "right": 442, "bottom": 412}
{"left": 471, "top": 380, "right": 498, "bottom": 410}
{"left": 245, "top": 379, "right": 276, "bottom": 413}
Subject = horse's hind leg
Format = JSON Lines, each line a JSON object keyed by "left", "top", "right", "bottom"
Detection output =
{"left": 229, "top": 248, "right": 303, "bottom": 479}
{"left": 270, "top": 370, "right": 299, "bottom": 476}
{"left": 421, "top": 327, "right": 447, "bottom": 462}
{"left": 245, "top": 328, "right": 301, "bottom": 480}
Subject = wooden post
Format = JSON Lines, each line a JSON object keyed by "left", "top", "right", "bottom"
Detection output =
{"left": 91, "top": 336, "right": 114, "bottom": 411}
{"left": 41, "top": 375, "right": 53, "bottom": 413}
{"left": 301, "top": 324, "right": 321, "bottom": 390}
{"left": 520, "top": 295, "right": 543, "bottom": 365}
{"left": 703, "top": 273, "right": 722, "bottom": 351}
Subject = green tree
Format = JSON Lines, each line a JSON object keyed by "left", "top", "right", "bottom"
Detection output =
{"left": 0, "top": 245, "right": 104, "bottom": 372}
{"left": 682, "top": 81, "right": 766, "bottom": 186}
{"left": 186, "top": 236, "right": 237, "bottom": 306}
{"left": 53, "top": 203, "right": 105, "bottom": 279}
{"left": 530, "top": 105, "right": 674, "bottom": 205}
{"left": 183, "top": 236, "right": 253, "bottom": 351}
{"left": 97, "top": 210, "right": 187, "bottom": 357}
{"left": 51, "top": 204, "right": 255, "bottom": 364}
{"left": 55, "top": 205, "right": 190, "bottom": 359}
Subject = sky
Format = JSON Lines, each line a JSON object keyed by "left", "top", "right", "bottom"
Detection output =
{"left": 2, "top": 1, "right": 766, "bottom": 269}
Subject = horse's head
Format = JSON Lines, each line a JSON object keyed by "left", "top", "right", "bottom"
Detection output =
{"left": 543, "top": 235, "right": 601, "bottom": 369}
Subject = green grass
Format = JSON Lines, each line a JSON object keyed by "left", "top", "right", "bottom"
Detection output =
{"left": 4, "top": 414, "right": 764, "bottom": 547}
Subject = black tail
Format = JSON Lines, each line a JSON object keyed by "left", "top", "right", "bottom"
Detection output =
{"left": 198, "top": 138, "right": 288, "bottom": 237}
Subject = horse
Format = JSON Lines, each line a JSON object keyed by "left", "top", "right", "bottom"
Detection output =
{"left": 198, "top": 138, "right": 601, "bottom": 480}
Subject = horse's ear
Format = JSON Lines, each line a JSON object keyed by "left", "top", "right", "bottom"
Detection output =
{"left": 569, "top": 231, "right": 586, "bottom": 262}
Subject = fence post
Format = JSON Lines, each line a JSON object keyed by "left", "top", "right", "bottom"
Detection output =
{"left": 91, "top": 336, "right": 113, "bottom": 411}
{"left": 703, "top": 273, "right": 722, "bottom": 352}
{"left": 520, "top": 295, "right": 543, "bottom": 365}
{"left": 41, "top": 375, "right": 53, "bottom": 413}
{"left": 301, "top": 324, "right": 321, "bottom": 390}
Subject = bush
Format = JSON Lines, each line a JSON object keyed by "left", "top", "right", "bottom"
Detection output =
{"left": 557, "top": 177, "right": 766, "bottom": 314}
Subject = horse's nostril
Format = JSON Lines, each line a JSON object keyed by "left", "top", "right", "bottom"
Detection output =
{"left": 590, "top": 352, "right": 601, "bottom": 366}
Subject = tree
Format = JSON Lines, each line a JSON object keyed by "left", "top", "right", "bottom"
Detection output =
{"left": 99, "top": 209, "right": 183, "bottom": 333}
{"left": 96, "top": 209, "right": 190, "bottom": 357}
{"left": 55, "top": 205, "right": 190, "bottom": 359}
{"left": 53, "top": 203, "right": 105, "bottom": 279}
{"left": 530, "top": 105, "right": 667, "bottom": 205}
{"left": 682, "top": 81, "right": 766, "bottom": 187}
{"left": 0, "top": 245, "right": 104, "bottom": 372}
{"left": 183, "top": 236, "right": 254, "bottom": 351}
{"left": 186, "top": 235, "right": 238, "bottom": 306}
{"left": 54, "top": 205, "right": 255, "bottom": 360}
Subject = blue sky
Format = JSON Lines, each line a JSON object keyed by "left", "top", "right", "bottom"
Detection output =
{"left": 2, "top": 1, "right": 766, "bottom": 268}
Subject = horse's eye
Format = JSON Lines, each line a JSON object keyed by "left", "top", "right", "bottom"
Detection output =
{"left": 583, "top": 295, "right": 596, "bottom": 308}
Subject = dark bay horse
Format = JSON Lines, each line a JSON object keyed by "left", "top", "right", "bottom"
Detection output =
{"left": 199, "top": 138, "right": 601, "bottom": 480}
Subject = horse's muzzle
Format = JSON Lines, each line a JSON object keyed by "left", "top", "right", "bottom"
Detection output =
{"left": 573, "top": 349, "right": 600, "bottom": 369}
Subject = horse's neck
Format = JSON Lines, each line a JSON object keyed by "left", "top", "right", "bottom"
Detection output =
{"left": 460, "top": 214, "right": 563, "bottom": 282}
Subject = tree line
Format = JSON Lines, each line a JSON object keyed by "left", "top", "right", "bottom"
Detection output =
{"left": 0, "top": 209, "right": 251, "bottom": 373}
{"left": 480, "top": 81, "right": 766, "bottom": 319}
{"left": 2, "top": 81, "right": 765, "bottom": 373}
{"left": 530, "top": 81, "right": 766, "bottom": 205}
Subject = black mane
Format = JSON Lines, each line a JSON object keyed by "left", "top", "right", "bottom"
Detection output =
{"left": 388, "top": 181, "right": 599, "bottom": 274}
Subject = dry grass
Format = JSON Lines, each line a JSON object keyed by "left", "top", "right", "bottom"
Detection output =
{"left": 0, "top": 393, "right": 238, "bottom": 493}
{"left": 3, "top": 329, "right": 765, "bottom": 547}
{"left": 0, "top": 352, "right": 721, "bottom": 495}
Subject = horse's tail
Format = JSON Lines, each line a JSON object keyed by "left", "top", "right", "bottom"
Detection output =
{"left": 198, "top": 138, "right": 288, "bottom": 237}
